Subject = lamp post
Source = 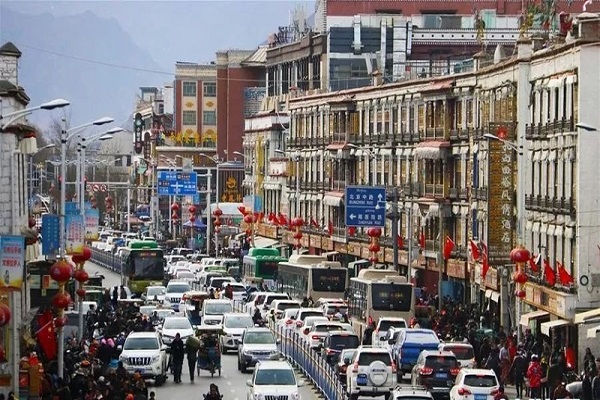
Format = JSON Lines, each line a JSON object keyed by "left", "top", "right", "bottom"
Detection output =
{"left": 29, "top": 144, "right": 56, "bottom": 210}
{"left": 0, "top": 98, "right": 70, "bottom": 129}
{"left": 199, "top": 153, "right": 221, "bottom": 256}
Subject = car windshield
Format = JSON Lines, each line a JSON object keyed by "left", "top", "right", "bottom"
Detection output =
{"left": 163, "top": 318, "right": 192, "bottom": 330}
{"left": 124, "top": 337, "right": 159, "bottom": 350}
{"left": 444, "top": 346, "right": 474, "bottom": 359}
{"left": 204, "top": 303, "right": 233, "bottom": 315}
{"left": 357, "top": 352, "right": 391, "bottom": 366}
{"left": 265, "top": 295, "right": 288, "bottom": 306}
{"left": 255, "top": 368, "right": 296, "bottom": 386}
{"left": 276, "top": 303, "right": 299, "bottom": 311}
{"left": 224, "top": 316, "right": 253, "bottom": 328}
{"left": 326, "top": 305, "right": 348, "bottom": 314}
{"left": 464, "top": 375, "right": 498, "bottom": 387}
{"left": 378, "top": 320, "right": 406, "bottom": 332}
{"left": 147, "top": 287, "right": 166, "bottom": 296}
{"left": 330, "top": 335, "right": 360, "bottom": 349}
{"left": 229, "top": 285, "right": 246, "bottom": 292}
{"left": 314, "top": 324, "right": 344, "bottom": 333}
{"left": 177, "top": 272, "right": 195, "bottom": 279}
{"left": 167, "top": 284, "right": 190, "bottom": 293}
{"left": 244, "top": 332, "right": 275, "bottom": 344}
{"left": 341, "top": 349, "right": 357, "bottom": 362}
{"left": 210, "top": 278, "right": 229, "bottom": 287}
{"left": 425, "top": 356, "right": 458, "bottom": 369}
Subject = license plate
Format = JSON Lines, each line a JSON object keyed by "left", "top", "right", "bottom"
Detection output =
{"left": 436, "top": 373, "right": 447, "bottom": 379}
{"left": 475, "top": 395, "right": 487, "bottom": 400}
{"left": 357, "top": 374, "right": 368, "bottom": 385}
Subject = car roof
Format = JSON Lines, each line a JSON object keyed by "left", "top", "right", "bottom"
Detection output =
{"left": 223, "top": 312, "right": 251, "bottom": 318}
{"left": 146, "top": 285, "right": 166, "bottom": 289}
{"left": 328, "top": 331, "right": 358, "bottom": 337}
{"left": 313, "top": 321, "right": 343, "bottom": 326}
{"left": 461, "top": 368, "right": 497, "bottom": 376}
{"left": 127, "top": 332, "right": 159, "bottom": 339}
{"left": 357, "top": 345, "right": 392, "bottom": 353}
{"left": 255, "top": 360, "right": 293, "bottom": 370}
{"left": 299, "top": 308, "right": 323, "bottom": 313}
{"left": 167, "top": 280, "right": 190, "bottom": 285}
{"left": 246, "top": 327, "right": 272, "bottom": 333}
{"left": 440, "top": 342, "right": 473, "bottom": 348}
{"left": 421, "top": 350, "right": 456, "bottom": 357}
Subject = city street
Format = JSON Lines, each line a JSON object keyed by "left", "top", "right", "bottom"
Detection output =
{"left": 85, "top": 260, "right": 122, "bottom": 288}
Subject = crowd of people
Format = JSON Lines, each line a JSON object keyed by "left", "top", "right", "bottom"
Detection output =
{"left": 29, "top": 295, "right": 222, "bottom": 400}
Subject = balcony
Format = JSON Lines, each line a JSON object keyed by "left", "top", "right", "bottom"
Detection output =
{"left": 525, "top": 194, "right": 575, "bottom": 215}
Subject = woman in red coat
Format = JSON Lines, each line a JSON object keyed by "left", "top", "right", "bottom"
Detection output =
{"left": 527, "top": 354, "right": 543, "bottom": 399}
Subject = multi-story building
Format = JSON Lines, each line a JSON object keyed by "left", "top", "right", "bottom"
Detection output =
{"left": 245, "top": 13, "right": 600, "bottom": 368}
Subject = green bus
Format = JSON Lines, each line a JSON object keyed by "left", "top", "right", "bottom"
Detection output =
{"left": 120, "top": 240, "right": 165, "bottom": 295}
{"left": 242, "top": 248, "right": 287, "bottom": 287}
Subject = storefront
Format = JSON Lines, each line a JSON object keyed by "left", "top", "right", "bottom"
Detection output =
{"left": 519, "top": 309, "right": 550, "bottom": 336}
{"left": 574, "top": 308, "right": 600, "bottom": 369}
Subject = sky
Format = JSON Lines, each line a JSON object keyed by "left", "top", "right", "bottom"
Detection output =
{"left": 2, "top": 0, "right": 315, "bottom": 71}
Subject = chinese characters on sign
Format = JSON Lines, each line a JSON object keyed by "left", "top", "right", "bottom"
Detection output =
{"left": 0, "top": 235, "right": 25, "bottom": 291}
{"left": 487, "top": 124, "right": 516, "bottom": 263}
{"left": 41, "top": 214, "right": 60, "bottom": 256}
{"left": 84, "top": 202, "right": 100, "bottom": 240}
{"left": 65, "top": 214, "right": 85, "bottom": 255}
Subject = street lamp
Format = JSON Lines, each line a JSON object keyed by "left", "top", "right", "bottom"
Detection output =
{"left": 199, "top": 153, "right": 222, "bottom": 256}
{"left": 0, "top": 98, "right": 70, "bottom": 129}
{"left": 576, "top": 122, "right": 598, "bottom": 132}
{"left": 29, "top": 144, "right": 56, "bottom": 209}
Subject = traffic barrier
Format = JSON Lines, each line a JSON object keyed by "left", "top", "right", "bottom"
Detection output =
{"left": 273, "top": 325, "right": 346, "bottom": 400}
{"left": 89, "top": 247, "right": 123, "bottom": 274}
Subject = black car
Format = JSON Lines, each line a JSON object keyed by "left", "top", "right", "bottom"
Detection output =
{"left": 335, "top": 348, "right": 357, "bottom": 383}
{"left": 321, "top": 331, "right": 360, "bottom": 365}
{"left": 410, "top": 350, "right": 460, "bottom": 400}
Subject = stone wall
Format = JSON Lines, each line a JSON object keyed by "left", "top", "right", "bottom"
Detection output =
{"left": 0, "top": 54, "right": 18, "bottom": 86}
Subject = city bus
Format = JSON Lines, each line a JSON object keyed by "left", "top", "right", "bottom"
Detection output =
{"left": 347, "top": 268, "right": 415, "bottom": 337}
{"left": 243, "top": 247, "right": 288, "bottom": 288}
{"left": 276, "top": 254, "right": 348, "bottom": 301}
{"left": 120, "top": 240, "right": 165, "bottom": 295}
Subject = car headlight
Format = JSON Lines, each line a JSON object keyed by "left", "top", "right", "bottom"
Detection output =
{"left": 243, "top": 350, "right": 253, "bottom": 356}
{"left": 254, "top": 394, "right": 264, "bottom": 400}
{"left": 151, "top": 355, "right": 161, "bottom": 363}
{"left": 119, "top": 355, "right": 127, "bottom": 363}
{"left": 291, "top": 392, "right": 300, "bottom": 400}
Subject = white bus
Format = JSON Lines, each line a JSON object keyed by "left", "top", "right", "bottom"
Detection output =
{"left": 276, "top": 254, "right": 348, "bottom": 301}
{"left": 347, "top": 268, "right": 415, "bottom": 335}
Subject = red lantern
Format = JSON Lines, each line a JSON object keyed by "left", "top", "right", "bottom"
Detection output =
{"left": 0, "top": 306, "right": 6, "bottom": 327}
{"left": 214, "top": 219, "right": 222, "bottom": 227}
{"left": 253, "top": 214, "right": 259, "bottom": 223}
{"left": 292, "top": 218, "right": 304, "bottom": 227}
{"left": 80, "top": 247, "right": 92, "bottom": 261}
{"left": 293, "top": 231, "right": 303, "bottom": 240}
{"left": 367, "top": 227, "right": 382, "bottom": 238}
{"left": 369, "top": 256, "right": 379, "bottom": 263}
{"left": 245, "top": 229, "right": 252, "bottom": 236}
{"left": 369, "top": 243, "right": 381, "bottom": 253}
{"left": 28, "top": 217, "right": 37, "bottom": 228}
{"left": 213, "top": 208, "right": 223, "bottom": 217}
{"left": 188, "top": 205, "right": 197, "bottom": 214}
{"left": 244, "top": 215, "right": 253, "bottom": 224}
{"left": 348, "top": 226, "right": 356, "bottom": 236}
{"left": 52, "top": 292, "right": 71, "bottom": 309}
{"left": 516, "top": 289, "right": 526, "bottom": 299}
{"left": 54, "top": 316, "right": 67, "bottom": 328}
{"left": 76, "top": 288, "right": 86, "bottom": 298}
{"left": 71, "top": 253, "right": 84, "bottom": 264}
{"left": 105, "top": 195, "right": 113, "bottom": 203}
{"left": 238, "top": 206, "right": 247, "bottom": 215}
{"left": 189, "top": 215, "right": 196, "bottom": 223}
{"left": 510, "top": 246, "right": 531, "bottom": 263}
{"left": 73, "top": 269, "right": 89, "bottom": 284}
{"left": 50, "top": 260, "right": 73, "bottom": 284}
{"left": 171, "top": 203, "right": 180, "bottom": 211}
{"left": 512, "top": 271, "right": 528, "bottom": 285}
{"left": 171, "top": 212, "right": 179, "bottom": 220}
{"left": 0, "top": 305, "right": 10, "bottom": 326}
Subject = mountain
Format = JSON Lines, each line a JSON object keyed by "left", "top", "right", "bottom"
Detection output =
{"left": 0, "top": 6, "right": 166, "bottom": 130}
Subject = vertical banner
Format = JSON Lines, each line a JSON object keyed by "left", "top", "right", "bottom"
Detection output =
{"left": 84, "top": 202, "right": 100, "bottom": 240}
{"left": 65, "top": 214, "right": 85, "bottom": 254}
{"left": 0, "top": 235, "right": 25, "bottom": 291}
{"left": 41, "top": 214, "right": 60, "bottom": 255}
{"left": 65, "top": 201, "right": 79, "bottom": 215}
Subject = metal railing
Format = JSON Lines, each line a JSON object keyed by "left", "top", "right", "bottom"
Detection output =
{"left": 273, "top": 325, "right": 346, "bottom": 400}
{"left": 90, "top": 247, "right": 123, "bottom": 274}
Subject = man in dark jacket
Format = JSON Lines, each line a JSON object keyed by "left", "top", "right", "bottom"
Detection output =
{"left": 170, "top": 333, "right": 185, "bottom": 383}
{"left": 548, "top": 356, "right": 567, "bottom": 400}
{"left": 185, "top": 336, "right": 199, "bottom": 383}
{"left": 509, "top": 351, "right": 528, "bottom": 399}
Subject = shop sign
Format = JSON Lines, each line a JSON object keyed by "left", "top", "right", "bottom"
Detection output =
{"left": 446, "top": 259, "right": 466, "bottom": 279}
{"left": 427, "top": 258, "right": 440, "bottom": 272}
{"left": 361, "top": 246, "right": 370, "bottom": 259}
{"left": 310, "top": 236, "right": 321, "bottom": 249}
{"left": 483, "top": 267, "right": 499, "bottom": 290}
{"left": 322, "top": 237, "right": 334, "bottom": 251}
{"left": 301, "top": 235, "right": 309, "bottom": 248}
{"left": 523, "top": 282, "right": 577, "bottom": 320}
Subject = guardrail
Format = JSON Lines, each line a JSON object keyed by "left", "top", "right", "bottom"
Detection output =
{"left": 273, "top": 325, "right": 345, "bottom": 400}
{"left": 89, "top": 247, "right": 123, "bottom": 274}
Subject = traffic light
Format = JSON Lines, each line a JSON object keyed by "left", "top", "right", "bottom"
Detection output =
{"left": 134, "top": 113, "right": 144, "bottom": 154}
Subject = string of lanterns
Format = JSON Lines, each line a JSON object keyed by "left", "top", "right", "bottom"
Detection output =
{"left": 188, "top": 205, "right": 197, "bottom": 223}
{"left": 238, "top": 206, "right": 257, "bottom": 244}
{"left": 212, "top": 207, "right": 223, "bottom": 235}
{"left": 49, "top": 259, "right": 74, "bottom": 329}
{"left": 510, "top": 245, "right": 531, "bottom": 300}
{"left": 71, "top": 247, "right": 92, "bottom": 299}
{"left": 367, "top": 227, "right": 382, "bottom": 266}
{"left": 292, "top": 217, "right": 304, "bottom": 249}
{"left": 171, "top": 202, "right": 180, "bottom": 223}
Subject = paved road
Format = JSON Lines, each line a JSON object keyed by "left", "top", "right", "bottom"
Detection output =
{"left": 85, "top": 260, "right": 122, "bottom": 288}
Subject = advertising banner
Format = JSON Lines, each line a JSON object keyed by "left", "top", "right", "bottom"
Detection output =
{"left": 41, "top": 214, "right": 60, "bottom": 256}
{"left": 84, "top": 202, "right": 99, "bottom": 240}
{"left": 65, "top": 202, "right": 79, "bottom": 215}
{"left": 65, "top": 214, "right": 84, "bottom": 254}
{"left": 0, "top": 235, "right": 25, "bottom": 291}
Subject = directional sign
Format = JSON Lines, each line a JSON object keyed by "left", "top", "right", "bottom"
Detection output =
{"left": 157, "top": 171, "right": 197, "bottom": 196}
{"left": 345, "top": 186, "right": 386, "bottom": 227}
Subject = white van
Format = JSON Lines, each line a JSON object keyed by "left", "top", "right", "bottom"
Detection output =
{"left": 202, "top": 299, "right": 233, "bottom": 325}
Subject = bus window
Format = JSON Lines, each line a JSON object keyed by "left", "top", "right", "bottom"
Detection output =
{"left": 371, "top": 283, "right": 412, "bottom": 311}
{"left": 311, "top": 269, "right": 346, "bottom": 293}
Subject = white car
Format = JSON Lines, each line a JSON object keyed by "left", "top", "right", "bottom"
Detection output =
{"left": 449, "top": 369, "right": 500, "bottom": 400}
{"left": 244, "top": 292, "right": 270, "bottom": 315}
{"left": 293, "top": 308, "right": 326, "bottom": 330}
{"left": 372, "top": 317, "right": 407, "bottom": 347}
{"left": 303, "top": 321, "right": 345, "bottom": 349}
{"left": 175, "top": 270, "right": 196, "bottom": 284}
{"left": 221, "top": 312, "right": 254, "bottom": 353}
{"left": 270, "top": 300, "right": 301, "bottom": 320}
{"left": 160, "top": 316, "right": 194, "bottom": 345}
{"left": 222, "top": 282, "right": 247, "bottom": 302}
{"left": 142, "top": 285, "right": 167, "bottom": 303}
{"left": 299, "top": 316, "right": 329, "bottom": 337}
{"left": 165, "top": 281, "right": 191, "bottom": 311}
{"left": 277, "top": 308, "right": 301, "bottom": 330}
{"left": 246, "top": 360, "right": 303, "bottom": 400}
{"left": 202, "top": 299, "right": 234, "bottom": 325}
{"left": 119, "top": 332, "right": 168, "bottom": 385}
{"left": 439, "top": 342, "right": 477, "bottom": 369}
{"left": 346, "top": 346, "right": 396, "bottom": 400}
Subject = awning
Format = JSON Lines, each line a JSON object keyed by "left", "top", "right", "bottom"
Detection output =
{"left": 422, "top": 79, "right": 454, "bottom": 92}
{"left": 491, "top": 291, "right": 500, "bottom": 302}
{"left": 323, "top": 192, "right": 344, "bottom": 207}
{"left": 565, "top": 227, "right": 574, "bottom": 239}
{"left": 532, "top": 222, "right": 541, "bottom": 233}
{"left": 574, "top": 308, "right": 600, "bottom": 324}
{"left": 520, "top": 310, "right": 549, "bottom": 327}
{"left": 541, "top": 319, "right": 571, "bottom": 336}
{"left": 587, "top": 325, "right": 600, "bottom": 338}
{"left": 326, "top": 143, "right": 351, "bottom": 151}
{"left": 485, "top": 289, "right": 492, "bottom": 298}
{"left": 252, "top": 236, "right": 279, "bottom": 249}
{"left": 554, "top": 225, "right": 563, "bottom": 237}
{"left": 415, "top": 141, "right": 451, "bottom": 160}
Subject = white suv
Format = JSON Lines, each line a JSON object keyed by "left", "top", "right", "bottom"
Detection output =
{"left": 119, "top": 332, "right": 168, "bottom": 385}
{"left": 246, "top": 360, "right": 303, "bottom": 400}
{"left": 346, "top": 346, "right": 396, "bottom": 400}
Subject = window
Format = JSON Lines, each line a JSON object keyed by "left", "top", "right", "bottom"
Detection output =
{"left": 203, "top": 82, "right": 217, "bottom": 97}
{"left": 203, "top": 111, "right": 217, "bottom": 125}
{"left": 182, "top": 110, "right": 196, "bottom": 125}
{"left": 183, "top": 81, "right": 197, "bottom": 97}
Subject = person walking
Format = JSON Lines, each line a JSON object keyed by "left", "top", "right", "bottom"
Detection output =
{"left": 509, "top": 350, "right": 528, "bottom": 399}
{"left": 527, "top": 354, "right": 544, "bottom": 400}
{"left": 170, "top": 333, "right": 185, "bottom": 384}
{"left": 185, "top": 335, "right": 199, "bottom": 383}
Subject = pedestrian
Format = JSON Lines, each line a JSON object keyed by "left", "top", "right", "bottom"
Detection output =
{"left": 149, "top": 391, "right": 156, "bottom": 400}
{"left": 592, "top": 368, "right": 600, "bottom": 400}
{"left": 509, "top": 350, "right": 527, "bottom": 399}
{"left": 185, "top": 335, "right": 199, "bottom": 383}
{"left": 493, "top": 386, "right": 509, "bottom": 400}
{"left": 170, "top": 333, "right": 185, "bottom": 384}
{"left": 362, "top": 322, "right": 375, "bottom": 346}
{"left": 583, "top": 369, "right": 594, "bottom": 400}
{"left": 527, "top": 354, "right": 543, "bottom": 400}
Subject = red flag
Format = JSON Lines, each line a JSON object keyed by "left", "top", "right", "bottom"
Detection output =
{"left": 443, "top": 236, "right": 455, "bottom": 260}
{"left": 544, "top": 259, "right": 556, "bottom": 286}
{"left": 311, "top": 218, "right": 319, "bottom": 228}
{"left": 277, "top": 213, "right": 287, "bottom": 226}
{"left": 37, "top": 319, "right": 57, "bottom": 360}
{"left": 557, "top": 261, "right": 574, "bottom": 285}
{"left": 529, "top": 253, "right": 541, "bottom": 273}
{"left": 481, "top": 242, "right": 489, "bottom": 279}
{"left": 327, "top": 221, "right": 333, "bottom": 236}
{"left": 469, "top": 240, "right": 480, "bottom": 261}
{"left": 397, "top": 235, "right": 404, "bottom": 247}
{"left": 419, "top": 231, "right": 426, "bottom": 249}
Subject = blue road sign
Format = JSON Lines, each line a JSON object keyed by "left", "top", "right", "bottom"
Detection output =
{"left": 345, "top": 186, "right": 386, "bottom": 227}
{"left": 41, "top": 214, "right": 60, "bottom": 255}
{"left": 157, "top": 171, "right": 198, "bottom": 196}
